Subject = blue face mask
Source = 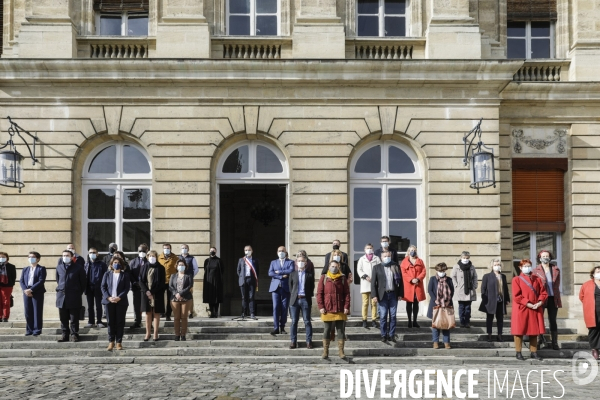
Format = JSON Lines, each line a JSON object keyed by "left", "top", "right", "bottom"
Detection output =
{"left": 113, "top": 263, "right": 121, "bottom": 270}
{"left": 89, "top": 254, "right": 97, "bottom": 261}
{"left": 28, "top": 257, "right": 37, "bottom": 264}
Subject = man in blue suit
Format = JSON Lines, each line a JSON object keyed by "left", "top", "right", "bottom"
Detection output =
{"left": 268, "top": 246, "right": 294, "bottom": 335}
{"left": 56, "top": 249, "right": 87, "bottom": 342}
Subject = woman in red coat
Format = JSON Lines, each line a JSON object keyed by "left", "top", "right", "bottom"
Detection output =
{"left": 401, "top": 245, "right": 426, "bottom": 328}
{"left": 511, "top": 259, "right": 548, "bottom": 361}
{"left": 579, "top": 265, "right": 600, "bottom": 360}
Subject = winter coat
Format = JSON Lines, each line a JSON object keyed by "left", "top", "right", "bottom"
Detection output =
{"left": 478, "top": 272, "right": 510, "bottom": 315}
{"left": 400, "top": 257, "right": 426, "bottom": 302}
{"left": 451, "top": 263, "right": 478, "bottom": 301}
{"left": 533, "top": 264, "right": 562, "bottom": 308}
{"left": 579, "top": 279, "right": 599, "bottom": 329}
{"left": 427, "top": 276, "right": 455, "bottom": 319}
{"left": 316, "top": 275, "right": 350, "bottom": 314}
{"left": 510, "top": 273, "right": 548, "bottom": 336}
{"left": 357, "top": 255, "right": 381, "bottom": 293}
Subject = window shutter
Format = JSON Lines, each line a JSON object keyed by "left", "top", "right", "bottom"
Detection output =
{"left": 94, "top": 0, "right": 149, "bottom": 12}
{"left": 512, "top": 169, "right": 565, "bottom": 232}
{"left": 507, "top": 0, "right": 557, "bottom": 21}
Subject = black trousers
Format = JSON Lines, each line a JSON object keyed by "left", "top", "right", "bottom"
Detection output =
{"left": 59, "top": 307, "right": 80, "bottom": 337}
{"left": 132, "top": 288, "right": 142, "bottom": 324}
{"left": 209, "top": 303, "right": 219, "bottom": 317}
{"left": 106, "top": 303, "right": 128, "bottom": 343}
{"left": 165, "top": 288, "right": 173, "bottom": 317}
{"left": 86, "top": 285, "right": 103, "bottom": 324}
{"left": 544, "top": 296, "right": 559, "bottom": 332}
{"left": 485, "top": 301, "right": 504, "bottom": 335}
{"left": 240, "top": 277, "right": 256, "bottom": 315}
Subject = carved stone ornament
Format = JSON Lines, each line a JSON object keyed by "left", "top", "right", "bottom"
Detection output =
{"left": 512, "top": 128, "right": 567, "bottom": 154}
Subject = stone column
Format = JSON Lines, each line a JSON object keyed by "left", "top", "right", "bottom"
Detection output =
{"left": 568, "top": 0, "right": 600, "bottom": 81}
{"left": 156, "top": 0, "right": 211, "bottom": 58}
{"left": 18, "top": 0, "right": 77, "bottom": 58}
{"left": 292, "top": 0, "right": 345, "bottom": 59}
{"left": 425, "top": 0, "right": 482, "bottom": 59}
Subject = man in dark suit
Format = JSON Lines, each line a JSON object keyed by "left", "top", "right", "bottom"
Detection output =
{"left": 322, "top": 239, "right": 348, "bottom": 273}
{"left": 268, "top": 246, "right": 295, "bottom": 335}
{"left": 236, "top": 245, "right": 259, "bottom": 319}
{"left": 56, "top": 249, "right": 87, "bottom": 342}
{"left": 64, "top": 244, "right": 86, "bottom": 268}
{"left": 371, "top": 250, "right": 404, "bottom": 343}
{"left": 128, "top": 243, "right": 149, "bottom": 328}
{"left": 374, "top": 236, "right": 399, "bottom": 264}
{"left": 84, "top": 247, "right": 107, "bottom": 328}
{"left": 288, "top": 254, "right": 314, "bottom": 349}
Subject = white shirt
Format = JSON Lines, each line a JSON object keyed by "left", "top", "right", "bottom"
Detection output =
{"left": 384, "top": 265, "right": 394, "bottom": 292}
{"left": 298, "top": 270, "right": 306, "bottom": 296}
{"left": 111, "top": 273, "right": 120, "bottom": 297}
{"left": 245, "top": 257, "right": 252, "bottom": 277}
{"left": 28, "top": 266, "right": 36, "bottom": 287}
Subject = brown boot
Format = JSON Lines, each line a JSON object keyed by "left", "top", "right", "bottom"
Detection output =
{"left": 322, "top": 339, "right": 330, "bottom": 359}
{"left": 445, "top": 343, "right": 452, "bottom": 349}
{"left": 107, "top": 342, "right": 114, "bottom": 351}
{"left": 338, "top": 340, "right": 346, "bottom": 359}
{"left": 116, "top": 343, "right": 123, "bottom": 351}
{"left": 433, "top": 342, "right": 439, "bottom": 349}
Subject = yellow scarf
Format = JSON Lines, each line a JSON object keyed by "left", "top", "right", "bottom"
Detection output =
{"left": 326, "top": 270, "right": 343, "bottom": 280}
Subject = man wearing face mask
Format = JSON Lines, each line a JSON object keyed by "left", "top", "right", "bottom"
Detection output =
{"left": 323, "top": 239, "right": 348, "bottom": 273}
{"left": 128, "top": 243, "right": 149, "bottom": 329}
{"left": 451, "top": 251, "right": 478, "bottom": 329}
{"left": 375, "top": 236, "right": 399, "bottom": 265}
{"left": 158, "top": 243, "right": 178, "bottom": 321}
{"left": 102, "top": 243, "right": 118, "bottom": 266}
{"left": 237, "top": 245, "right": 259, "bottom": 319}
{"left": 179, "top": 244, "right": 199, "bottom": 319}
{"left": 371, "top": 250, "right": 404, "bottom": 342}
{"left": 55, "top": 249, "right": 87, "bottom": 342}
{"left": 59, "top": 244, "right": 85, "bottom": 268}
{"left": 84, "top": 247, "right": 108, "bottom": 328}
{"left": 288, "top": 254, "right": 315, "bottom": 349}
{"left": 269, "top": 246, "right": 295, "bottom": 335}
{"left": 533, "top": 250, "right": 562, "bottom": 350}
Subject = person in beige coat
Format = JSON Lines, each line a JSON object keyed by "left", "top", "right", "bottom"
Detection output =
{"left": 357, "top": 243, "right": 381, "bottom": 329}
{"left": 451, "top": 251, "right": 478, "bottom": 328}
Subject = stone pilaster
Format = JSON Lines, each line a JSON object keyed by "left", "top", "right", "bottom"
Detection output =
{"left": 568, "top": 0, "right": 600, "bottom": 81}
{"left": 292, "top": 0, "right": 345, "bottom": 59}
{"left": 425, "top": 0, "right": 482, "bottom": 59}
{"left": 156, "top": 0, "right": 211, "bottom": 58}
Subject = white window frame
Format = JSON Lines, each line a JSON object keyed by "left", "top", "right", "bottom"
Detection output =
{"left": 82, "top": 142, "right": 152, "bottom": 258}
{"left": 507, "top": 20, "right": 555, "bottom": 59}
{"left": 356, "top": 0, "right": 409, "bottom": 37}
{"left": 512, "top": 231, "right": 563, "bottom": 293}
{"left": 216, "top": 141, "right": 288, "bottom": 183}
{"left": 95, "top": 11, "right": 149, "bottom": 36}
{"left": 226, "top": 0, "right": 281, "bottom": 36}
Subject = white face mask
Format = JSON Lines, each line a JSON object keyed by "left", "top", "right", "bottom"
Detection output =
{"left": 297, "top": 262, "right": 306, "bottom": 270}
{"left": 365, "top": 249, "right": 373, "bottom": 255}
{"left": 177, "top": 265, "right": 186, "bottom": 272}
{"left": 0, "top": 257, "right": 6, "bottom": 263}
{"left": 381, "top": 242, "right": 389, "bottom": 248}
{"left": 493, "top": 265, "right": 502, "bottom": 272}
{"left": 437, "top": 272, "right": 446, "bottom": 277}
{"left": 148, "top": 257, "right": 157, "bottom": 264}
{"left": 89, "top": 254, "right": 97, "bottom": 261}
{"left": 333, "top": 256, "right": 341, "bottom": 262}
{"left": 62, "top": 256, "right": 71, "bottom": 264}
{"left": 522, "top": 266, "right": 532, "bottom": 274}
{"left": 461, "top": 259, "right": 470, "bottom": 264}
{"left": 139, "top": 252, "right": 147, "bottom": 258}
{"left": 245, "top": 250, "right": 252, "bottom": 256}
{"left": 383, "top": 257, "right": 391, "bottom": 264}
{"left": 594, "top": 273, "right": 600, "bottom": 280}
{"left": 181, "top": 249, "right": 188, "bottom": 255}
{"left": 163, "top": 249, "right": 171, "bottom": 255}
{"left": 278, "top": 252, "right": 286, "bottom": 259}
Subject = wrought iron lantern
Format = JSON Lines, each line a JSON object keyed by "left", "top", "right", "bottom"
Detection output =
{"left": 0, "top": 117, "right": 39, "bottom": 193}
{"left": 463, "top": 118, "right": 496, "bottom": 194}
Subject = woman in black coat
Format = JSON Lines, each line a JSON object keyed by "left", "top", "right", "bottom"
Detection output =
{"left": 101, "top": 257, "right": 130, "bottom": 351}
{"left": 139, "top": 250, "right": 166, "bottom": 341}
{"left": 203, "top": 247, "right": 223, "bottom": 318}
{"left": 479, "top": 258, "right": 510, "bottom": 342}
{"left": 427, "top": 263, "right": 455, "bottom": 349}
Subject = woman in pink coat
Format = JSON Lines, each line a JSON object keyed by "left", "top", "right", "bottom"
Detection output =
{"left": 400, "top": 245, "right": 426, "bottom": 328}
{"left": 511, "top": 259, "right": 548, "bottom": 361}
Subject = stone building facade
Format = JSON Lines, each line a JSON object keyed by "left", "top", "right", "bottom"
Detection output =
{"left": 0, "top": 0, "right": 599, "bottom": 332}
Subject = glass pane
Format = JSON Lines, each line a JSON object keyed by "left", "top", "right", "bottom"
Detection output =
{"left": 355, "top": 146, "right": 381, "bottom": 173}
{"left": 389, "top": 221, "right": 417, "bottom": 252}
{"left": 389, "top": 146, "right": 415, "bottom": 173}
{"left": 531, "top": 38, "right": 551, "bottom": 59}
{"left": 230, "top": 0, "right": 250, "bottom": 14}
{"left": 88, "top": 222, "right": 116, "bottom": 252}
{"left": 536, "top": 232, "right": 557, "bottom": 262}
{"left": 100, "top": 16, "right": 121, "bottom": 36}
{"left": 388, "top": 188, "right": 416, "bottom": 219}
{"left": 354, "top": 221, "right": 382, "bottom": 252}
{"left": 256, "top": 16, "right": 277, "bottom": 36}
{"left": 88, "top": 146, "right": 117, "bottom": 174}
{"left": 531, "top": 21, "right": 550, "bottom": 37}
{"left": 354, "top": 188, "right": 382, "bottom": 219}
{"left": 256, "top": 145, "right": 283, "bottom": 173}
{"left": 123, "top": 145, "right": 151, "bottom": 174}
{"left": 384, "top": 17, "right": 405, "bottom": 36}
{"left": 123, "top": 189, "right": 151, "bottom": 219}
{"left": 357, "top": 16, "right": 379, "bottom": 36}
{"left": 123, "top": 222, "right": 151, "bottom": 253}
{"left": 229, "top": 16, "right": 251, "bottom": 35}
{"left": 507, "top": 21, "right": 526, "bottom": 37}
{"left": 512, "top": 232, "right": 531, "bottom": 261}
{"left": 358, "top": 0, "right": 379, "bottom": 14}
{"left": 222, "top": 146, "right": 249, "bottom": 173}
{"left": 385, "top": 0, "right": 406, "bottom": 14}
{"left": 88, "top": 189, "right": 116, "bottom": 219}
{"left": 507, "top": 38, "right": 526, "bottom": 59}
{"left": 127, "top": 16, "right": 148, "bottom": 36}
{"left": 257, "top": 0, "right": 277, "bottom": 13}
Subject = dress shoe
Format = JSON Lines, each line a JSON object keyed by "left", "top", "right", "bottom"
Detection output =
{"left": 362, "top": 320, "right": 367, "bottom": 328}
{"left": 189, "top": 314, "right": 194, "bottom": 319}
{"left": 465, "top": 324, "right": 471, "bottom": 329}
{"left": 129, "top": 323, "right": 141, "bottom": 330}
{"left": 33, "top": 333, "right": 40, "bottom": 337}
{"left": 166, "top": 316, "right": 172, "bottom": 321}
{"left": 57, "top": 335, "right": 69, "bottom": 343}
{"left": 371, "top": 320, "right": 378, "bottom": 328}
{"left": 25, "top": 333, "right": 32, "bottom": 336}
{"left": 280, "top": 328, "right": 287, "bottom": 334}
{"left": 270, "top": 329, "right": 279, "bottom": 336}
{"left": 306, "top": 342, "right": 313, "bottom": 349}
{"left": 71, "top": 335, "right": 79, "bottom": 343}
{"left": 289, "top": 342, "right": 297, "bottom": 349}
{"left": 381, "top": 336, "right": 387, "bottom": 342}
{"left": 250, "top": 314, "right": 256, "bottom": 320}
{"left": 116, "top": 343, "right": 123, "bottom": 350}
{"left": 153, "top": 337, "right": 159, "bottom": 342}
{"left": 181, "top": 336, "right": 186, "bottom": 341}
{"left": 107, "top": 342, "right": 115, "bottom": 351}
{"left": 413, "top": 321, "right": 421, "bottom": 328}
{"left": 516, "top": 352, "right": 525, "bottom": 360}
{"left": 389, "top": 336, "right": 397, "bottom": 343}
{"left": 530, "top": 352, "right": 543, "bottom": 361}
{"left": 174, "top": 336, "right": 180, "bottom": 341}
{"left": 97, "top": 322, "right": 106, "bottom": 328}
{"left": 85, "top": 323, "right": 96, "bottom": 328}
{"left": 487, "top": 334, "right": 493, "bottom": 342}
{"left": 497, "top": 335, "right": 504, "bottom": 342}
{"left": 592, "top": 349, "right": 599, "bottom": 360}
{"left": 407, "top": 321, "right": 413, "bottom": 328}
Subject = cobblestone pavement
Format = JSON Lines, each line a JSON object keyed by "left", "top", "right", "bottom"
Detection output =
{"left": 0, "top": 362, "right": 597, "bottom": 399}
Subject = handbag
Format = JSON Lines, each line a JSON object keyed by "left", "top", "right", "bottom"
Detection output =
{"left": 10, "top": 295, "right": 14, "bottom": 308}
{"left": 432, "top": 306, "right": 456, "bottom": 330}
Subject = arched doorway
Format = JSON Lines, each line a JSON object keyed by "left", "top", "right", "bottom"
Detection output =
{"left": 216, "top": 141, "right": 289, "bottom": 315}
{"left": 349, "top": 140, "right": 422, "bottom": 315}
{"left": 82, "top": 142, "right": 152, "bottom": 259}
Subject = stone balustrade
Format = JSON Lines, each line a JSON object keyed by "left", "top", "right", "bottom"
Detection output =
{"left": 77, "top": 37, "right": 155, "bottom": 59}
{"left": 212, "top": 37, "right": 293, "bottom": 59}
{"left": 513, "top": 61, "right": 571, "bottom": 82}
{"left": 346, "top": 38, "right": 426, "bottom": 60}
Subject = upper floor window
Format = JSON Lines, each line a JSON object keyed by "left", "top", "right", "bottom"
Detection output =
{"left": 94, "top": 1, "right": 149, "bottom": 36}
{"left": 507, "top": 21, "right": 554, "bottom": 59}
{"left": 357, "top": 0, "right": 407, "bottom": 37}
{"left": 228, "top": 0, "right": 279, "bottom": 36}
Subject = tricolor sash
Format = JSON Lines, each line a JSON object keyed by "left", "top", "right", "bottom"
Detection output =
{"left": 244, "top": 257, "right": 258, "bottom": 291}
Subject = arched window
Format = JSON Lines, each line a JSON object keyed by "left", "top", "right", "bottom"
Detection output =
{"left": 217, "top": 141, "right": 288, "bottom": 181}
{"left": 82, "top": 142, "right": 152, "bottom": 258}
